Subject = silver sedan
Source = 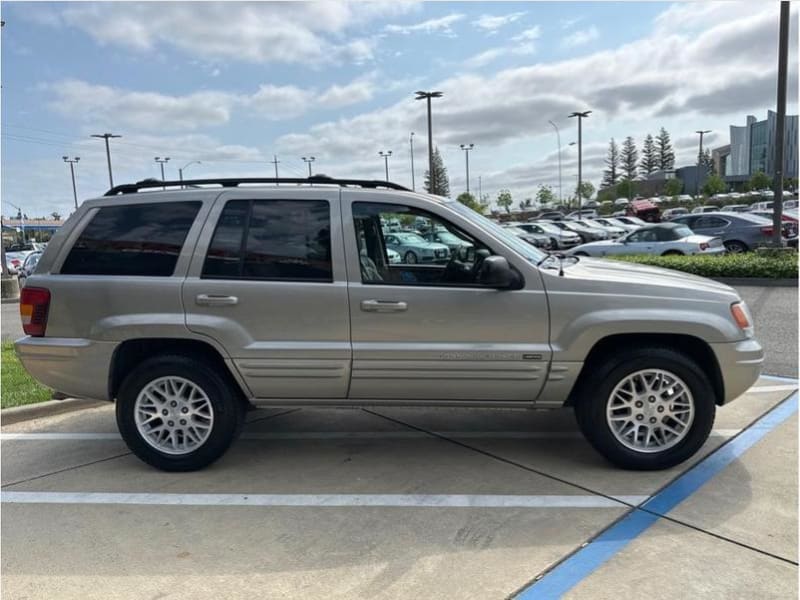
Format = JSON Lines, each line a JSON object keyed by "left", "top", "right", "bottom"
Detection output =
{"left": 568, "top": 223, "right": 726, "bottom": 257}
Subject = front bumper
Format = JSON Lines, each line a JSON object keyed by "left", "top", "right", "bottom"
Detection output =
{"left": 709, "top": 338, "right": 765, "bottom": 404}
{"left": 14, "top": 336, "right": 118, "bottom": 401}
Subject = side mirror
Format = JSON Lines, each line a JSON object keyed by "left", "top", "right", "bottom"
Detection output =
{"left": 477, "top": 255, "right": 520, "bottom": 289}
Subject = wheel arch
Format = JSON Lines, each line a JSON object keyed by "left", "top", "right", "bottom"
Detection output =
{"left": 564, "top": 333, "right": 725, "bottom": 407}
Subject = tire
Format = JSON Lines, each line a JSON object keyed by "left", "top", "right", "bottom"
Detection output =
{"left": 550, "top": 238, "right": 559, "bottom": 249}
{"left": 723, "top": 240, "right": 748, "bottom": 253}
{"left": 573, "top": 347, "right": 715, "bottom": 470}
{"left": 661, "top": 250, "right": 684, "bottom": 256}
{"left": 116, "top": 355, "right": 245, "bottom": 472}
{"left": 404, "top": 251, "right": 418, "bottom": 264}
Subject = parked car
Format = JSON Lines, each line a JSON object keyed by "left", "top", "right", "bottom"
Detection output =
{"left": 784, "top": 199, "right": 799, "bottom": 210}
{"left": 613, "top": 198, "right": 630, "bottom": 206}
{"left": 503, "top": 225, "right": 552, "bottom": 250}
{"left": 720, "top": 205, "right": 751, "bottom": 213}
{"left": 613, "top": 216, "right": 648, "bottom": 229}
{"left": 750, "top": 201, "right": 774, "bottom": 211}
{"left": 16, "top": 175, "right": 763, "bottom": 472}
{"left": 423, "top": 228, "right": 474, "bottom": 258}
{"left": 541, "top": 219, "right": 609, "bottom": 243}
{"left": 567, "top": 209, "right": 598, "bottom": 219}
{"left": 626, "top": 199, "right": 660, "bottom": 222}
{"left": 516, "top": 221, "right": 581, "bottom": 249}
{"left": 536, "top": 210, "right": 565, "bottom": 221}
{"left": 387, "top": 248, "right": 401, "bottom": 264}
{"left": 580, "top": 218, "right": 626, "bottom": 238}
{"left": 17, "top": 251, "right": 42, "bottom": 287}
{"left": 662, "top": 207, "right": 689, "bottom": 220}
{"left": 384, "top": 231, "right": 450, "bottom": 264}
{"left": 569, "top": 223, "right": 725, "bottom": 257}
{"left": 670, "top": 212, "right": 784, "bottom": 253}
{"left": 750, "top": 209, "right": 799, "bottom": 238}
{"left": 691, "top": 205, "right": 719, "bottom": 214}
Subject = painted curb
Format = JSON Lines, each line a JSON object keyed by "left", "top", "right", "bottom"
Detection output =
{"left": 1, "top": 398, "right": 107, "bottom": 425}
{"left": 712, "top": 277, "right": 797, "bottom": 287}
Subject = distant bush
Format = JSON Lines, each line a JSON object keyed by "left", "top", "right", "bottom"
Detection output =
{"left": 609, "top": 253, "right": 798, "bottom": 279}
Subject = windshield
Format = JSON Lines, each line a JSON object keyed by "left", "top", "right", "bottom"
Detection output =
{"left": 674, "top": 226, "right": 693, "bottom": 238}
{"left": 534, "top": 222, "right": 559, "bottom": 234}
{"left": 449, "top": 202, "right": 546, "bottom": 262}
{"left": 397, "top": 233, "right": 426, "bottom": 244}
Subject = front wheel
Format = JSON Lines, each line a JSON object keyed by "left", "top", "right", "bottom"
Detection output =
{"left": 724, "top": 240, "right": 748, "bottom": 253}
{"left": 116, "top": 355, "right": 245, "bottom": 471}
{"left": 661, "top": 250, "right": 684, "bottom": 256}
{"left": 404, "top": 251, "right": 418, "bottom": 264}
{"left": 574, "top": 347, "right": 715, "bottom": 470}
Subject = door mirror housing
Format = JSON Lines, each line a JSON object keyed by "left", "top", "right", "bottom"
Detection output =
{"left": 477, "top": 255, "right": 521, "bottom": 289}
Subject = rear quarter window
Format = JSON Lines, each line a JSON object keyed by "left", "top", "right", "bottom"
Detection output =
{"left": 61, "top": 201, "right": 201, "bottom": 276}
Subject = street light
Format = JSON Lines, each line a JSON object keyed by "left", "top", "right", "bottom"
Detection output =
{"left": 695, "top": 129, "right": 711, "bottom": 199}
{"left": 179, "top": 161, "right": 201, "bottom": 188}
{"left": 460, "top": 143, "right": 474, "bottom": 195}
{"left": 154, "top": 157, "right": 170, "bottom": 190}
{"left": 415, "top": 90, "right": 443, "bottom": 194}
{"left": 548, "top": 120, "right": 563, "bottom": 204}
{"left": 62, "top": 156, "right": 80, "bottom": 210}
{"left": 90, "top": 133, "right": 121, "bottom": 188}
{"left": 409, "top": 132, "right": 416, "bottom": 191}
{"left": 379, "top": 150, "right": 392, "bottom": 180}
{"left": 302, "top": 156, "right": 316, "bottom": 177}
{"left": 568, "top": 110, "right": 591, "bottom": 212}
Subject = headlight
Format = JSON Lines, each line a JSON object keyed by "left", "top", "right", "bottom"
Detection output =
{"left": 731, "top": 301, "right": 754, "bottom": 337}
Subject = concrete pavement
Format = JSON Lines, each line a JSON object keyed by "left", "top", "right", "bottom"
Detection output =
{"left": 2, "top": 378, "right": 796, "bottom": 599}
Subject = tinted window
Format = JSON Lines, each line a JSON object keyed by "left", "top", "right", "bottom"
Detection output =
{"left": 695, "top": 216, "right": 728, "bottom": 229}
{"left": 61, "top": 201, "right": 201, "bottom": 276}
{"left": 202, "top": 199, "right": 331, "bottom": 282}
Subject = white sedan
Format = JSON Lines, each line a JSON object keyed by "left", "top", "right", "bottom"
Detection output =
{"left": 568, "top": 223, "right": 725, "bottom": 257}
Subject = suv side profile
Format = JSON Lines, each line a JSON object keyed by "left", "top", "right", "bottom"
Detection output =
{"left": 17, "top": 177, "right": 763, "bottom": 472}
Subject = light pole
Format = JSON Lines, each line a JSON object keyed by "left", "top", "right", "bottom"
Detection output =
{"left": 415, "top": 90, "right": 443, "bottom": 194}
{"left": 62, "top": 156, "right": 80, "bottom": 210}
{"left": 270, "top": 155, "right": 280, "bottom": 185}
{"left": 154, "top": 157, "right": 170, "bottom": 189}
{"left": 460, "top": 143, "right": 474, "bottom": 195}
{"left": 379, "top": 150, "right": 392, "bottom": 180}
{"left": 409, "top": 132, "right": 416, "bottom": 191}
{"left": 179, "top": 160, "right": 201, "bottom": 188}
{"left": 302, "top": 156, "right": 316, "bottom": 177}
{"left": 568, "top": 111, "right": 591, "bottom": 212}
{"left": 548, "top": 120, "right": 563, "bottom": 204}
{"left": 695, "top": 129, "right": 711, "bottom": 199}
{"left": 91, "top": 133, "right": 121, "bottom": 188}
{"left": 772, "top": 0, "right": 790, "bottom": 247}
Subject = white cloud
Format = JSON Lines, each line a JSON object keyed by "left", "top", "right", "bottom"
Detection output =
{"left": 473, "top": 12, "right": 526, "bottom": 33}
{"left": 384, "top": 13, "right": 464, "bottom": 35}
{"left": 512, "top": 26, "right": 542, "bottom": 42}
{"left": 463, "top": 43, "right": 537, "bottom": 69}
{"left": 34, "top": 1, "right": 418, "bottom": 66}
{"left": 562, "top": 25, "right": 600, "bottom": 48}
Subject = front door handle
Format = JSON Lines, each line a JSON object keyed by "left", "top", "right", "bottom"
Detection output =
{"left": 361, "top": 300, "right": 408, "bottom": 313}
{"left": 196, "top": 294, "right": 238, "bottom": 306}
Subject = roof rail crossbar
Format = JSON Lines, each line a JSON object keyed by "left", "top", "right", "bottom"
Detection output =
{"left": 104, "top": 175, "right": 411, "bottom": 196}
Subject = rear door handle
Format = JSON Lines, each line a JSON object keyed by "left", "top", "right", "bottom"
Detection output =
{"left": 196, "top": 294, "right": 238, "bottom": 306}
{"left": 361, "top": 300, "right": 408, "bottom": 313}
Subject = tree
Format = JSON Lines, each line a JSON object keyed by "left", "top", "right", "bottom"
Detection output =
{"left": 663, "top": 178, "right": 683, "bottom": 197}
{"left": 750, "top": 170, "right": 771, "bottom": 191}
{"left": 496, "top": 189, "right": 513, "bottom": 213}
{"left": 423, "top": 147, "right": 450, "bottom": 197}
{"left": 621, "top": 136, "right": 639, "bottom": 181}
{"left": 575, "top": 181, "right": 594, "bottom": 202}
{"left": 702, "top": 174, "right": 726, "bottom": 197}
{"left": 616, "top": 179, "right": 636, "bottom": 200}
{"left": 50, "top": 212, "right": 61, "bottom": 221}
{"left": 524, "top": 197, "right": 532, "bottom": 208}
{"left": 656, "top": 127, "right": 675, "bottom": 170}
{"left": 456, "top": 192, "right": 483, "bottom": 213}
{"left": 699, "top": 148, "right": 715, "bottom": 176}
{"left": 535, "top": 185, "right": 556, "bottom": 206}
{"left": 601, "top": 139, "right": 621, "bottom": 188}
{"left": 640, "top": 134, "right": 657, "bottom": 176}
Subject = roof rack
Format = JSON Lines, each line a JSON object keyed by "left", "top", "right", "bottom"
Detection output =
{"left": 104, "top": 175, "right": 411, "bottom": 196}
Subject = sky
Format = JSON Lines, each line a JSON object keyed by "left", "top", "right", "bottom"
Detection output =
{"left": 1, "top": 1, "right": 798, "bottom": 218}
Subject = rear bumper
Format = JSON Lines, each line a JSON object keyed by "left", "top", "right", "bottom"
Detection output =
{"left": 709, "top": 338, "right": 764, "bottom": 404}
{"left": 14, "top": 336, "right": 118, "bottom": 401}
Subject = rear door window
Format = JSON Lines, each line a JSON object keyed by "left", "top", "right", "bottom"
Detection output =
{"left": 61, "top": 201, "right": 201, "bottom": 276}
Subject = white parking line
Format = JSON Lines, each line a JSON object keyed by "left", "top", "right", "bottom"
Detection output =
{"left": 0, "top": 491, "right": 648, "bottom": 508}
{"left": 0, "top": 429, "right": 742, "bottom": 441}
{"left": 746, "top": 384, "right": 798, "bottom": 393}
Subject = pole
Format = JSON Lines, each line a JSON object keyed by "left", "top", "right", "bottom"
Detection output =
{"left": 465, "top": 148, "right": 470, "bottom": 195}
{"left": 91, "top": 133, "right": 121, "bottom": 188}
{"left": 271, "top": 155, "right": 280, "bottom": 185}
{"left": 478, "top": 176, "right": 482, "bottom": 205}
{"left": 384, "top": 154, "right": 389, "bottom": 180}
{"left": 569, "top": 111, "right": 591, "bottom": 210}
{"left": 0, "top": 217, "right": 7, "bottom": 277}
{"left": 773, "top": 0, "right": 789, "bottom": 247}
{"left": 427, "top": 96, "right": 434, "bottom": 194}
{"left": 69, "top": 161, "right": 78, "bottom": 209}
{"left": 694, "top": 130, "right": 710, "bottom": 199}
{"left": 548, "top": 120, "right": 562, "bottom": 204}
{"left": 179, "top": 168, "right": 183, "bottom": 187}
{"left": 154, "top": 157, "right": 170, "bottom": 190}
{"left": 410, "top": 133, "right": 416, "bottom": 191}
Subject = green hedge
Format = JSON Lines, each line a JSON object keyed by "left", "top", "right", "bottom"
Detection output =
{"left": 608, "top": 253, "right": 798, "bottom": 279}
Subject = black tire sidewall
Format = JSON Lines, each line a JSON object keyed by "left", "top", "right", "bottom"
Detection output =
{"left": 116, "top": 355, "right": 243, "bottom": 472}
{"left": 575, "top": 349, "right": 716, "bottom": 470}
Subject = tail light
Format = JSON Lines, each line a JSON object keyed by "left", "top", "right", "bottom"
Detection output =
{"left": 761, "top": 226, "right": 773, "bottom": 235}
{"left": 20, "top": 287, "right": 50, "bottom": 337}
{"left": 699, "top": 242, "right": 709, "bottom": 250}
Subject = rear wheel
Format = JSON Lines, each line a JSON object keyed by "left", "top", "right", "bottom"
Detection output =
{"left": 574, "top": 347, "right": 715, "bottom": 470}
{"left": 661, "top": 250, "right": 684, "bottom": 256}
{"left": 724, "top": 240, "right": 748, "bottom": 253}
{"left": 404, "top": 251, "right": 418, "bottom": 264}
{"left": 116, "top": 355, "right": 245, "bottom": 471}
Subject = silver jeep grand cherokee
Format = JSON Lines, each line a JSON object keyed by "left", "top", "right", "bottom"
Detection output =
{"left": 16, "top": 176, "right": 763, "bottom": 472}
